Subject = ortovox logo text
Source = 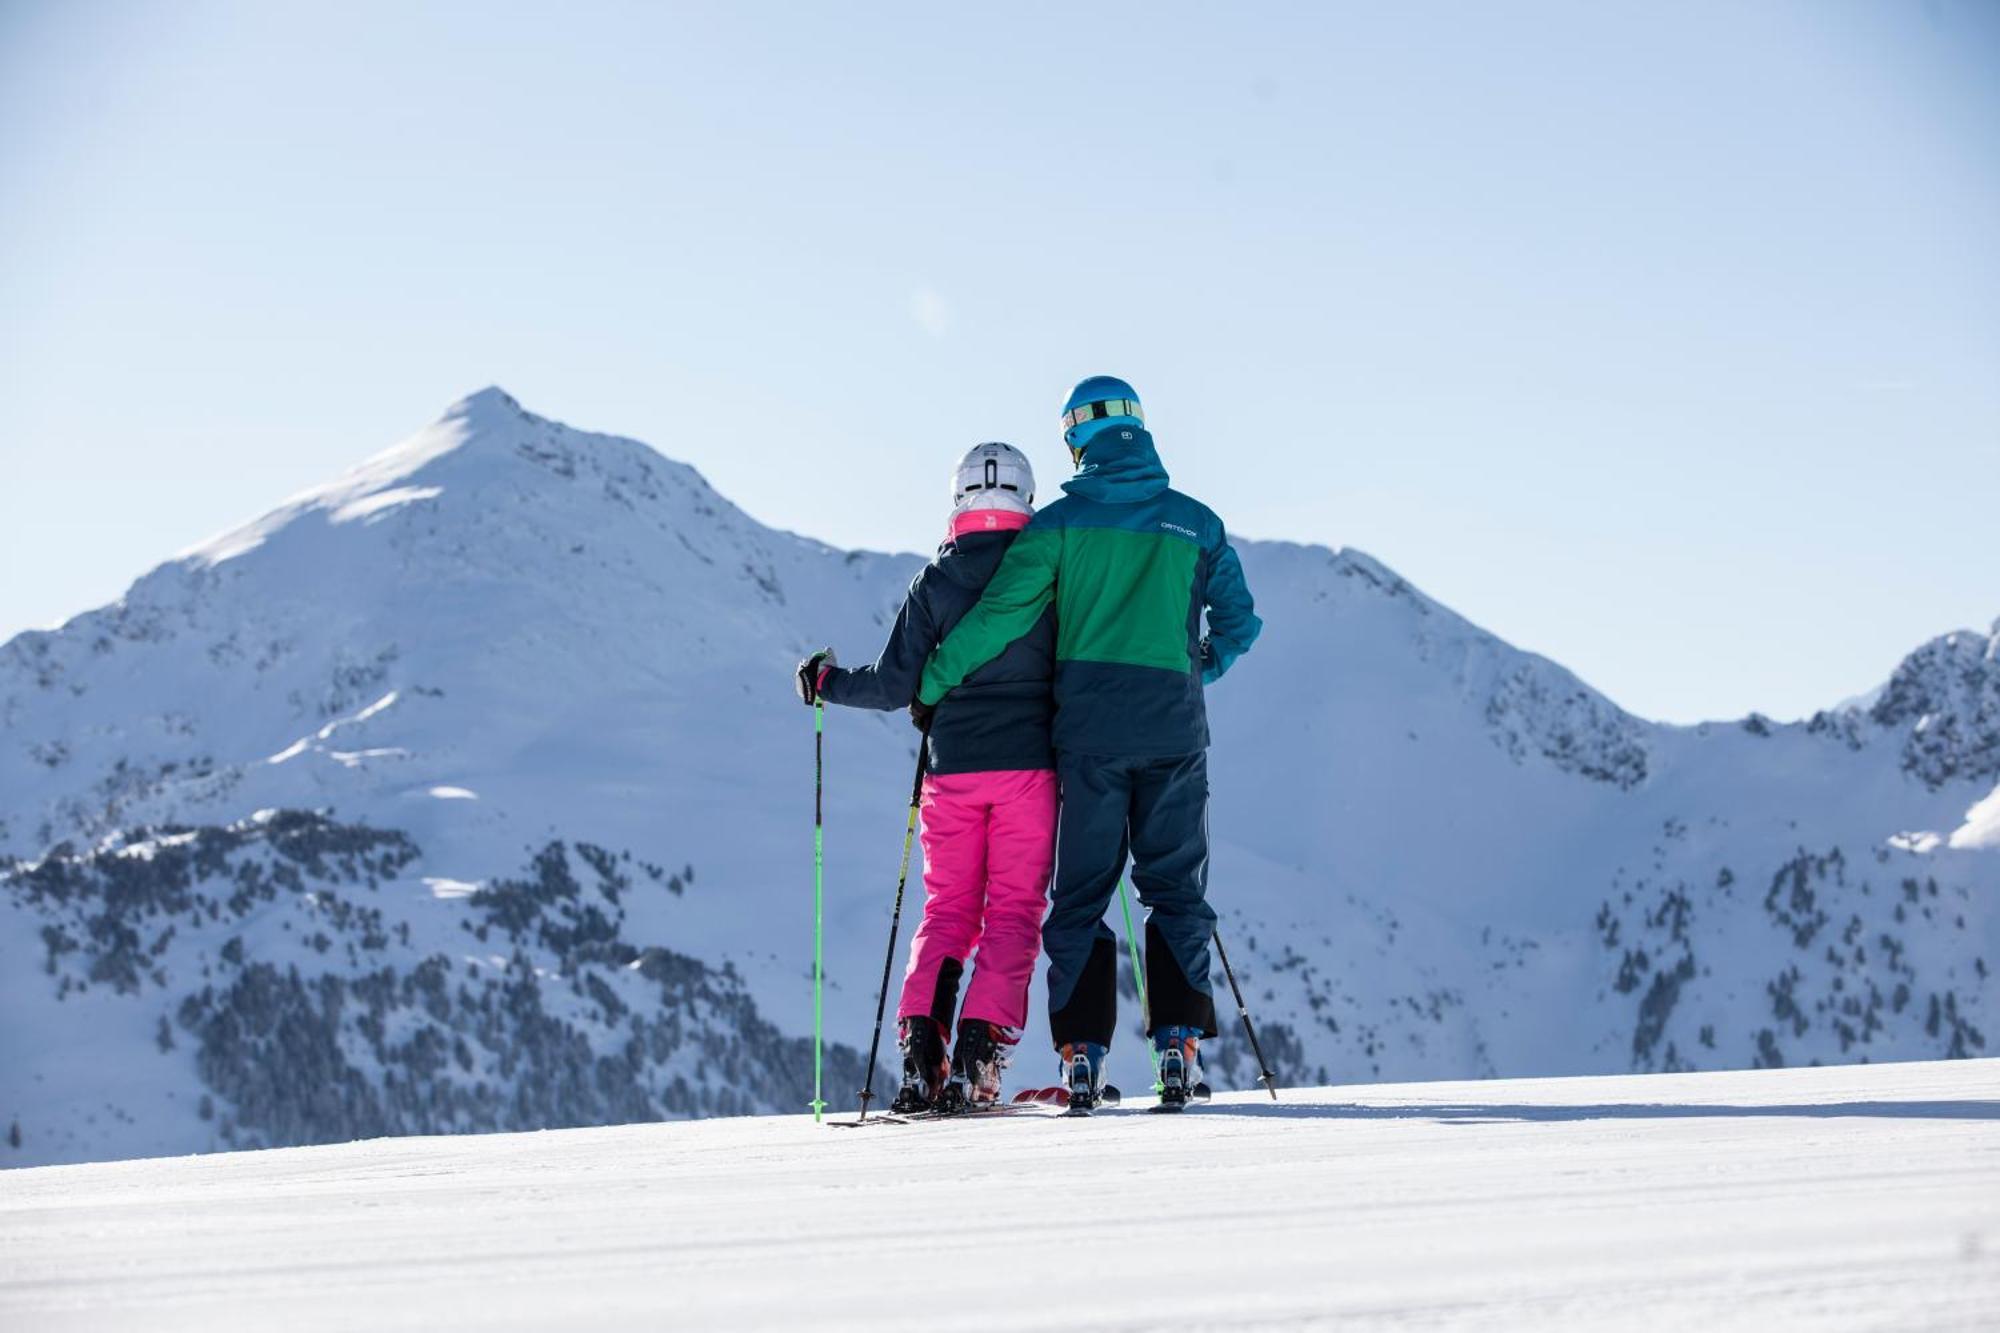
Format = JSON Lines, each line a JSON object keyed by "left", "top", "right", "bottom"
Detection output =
{"left": 1160, "top": 522, "right": 1199, "bottom": 539}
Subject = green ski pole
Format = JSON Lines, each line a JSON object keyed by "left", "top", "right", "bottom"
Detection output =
{"left": 810, "top": 700, "right": 828, "bottom": 1122}
{"left": 1116, "top": 877, "right": 1164, "bottom": 1094}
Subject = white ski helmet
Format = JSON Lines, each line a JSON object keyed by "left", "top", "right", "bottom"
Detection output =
{"left": 950, "top": 442, "right": 1035, "bottom": 518}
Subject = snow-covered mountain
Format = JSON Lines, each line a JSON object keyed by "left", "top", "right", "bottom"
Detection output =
{"left": 3, "top": 388, "right": 1994, "bottom": 1166}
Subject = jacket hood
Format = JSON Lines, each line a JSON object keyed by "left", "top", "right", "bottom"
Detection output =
{"left": 1062, "top": 426, "right": 1170, "bottom": 504}
{"left": 934, "top": 527, "right": 1022, "bottom": 590}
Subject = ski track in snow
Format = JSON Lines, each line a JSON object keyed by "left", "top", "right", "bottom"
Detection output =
{"left": 3, "top": 1060, "right": 1997, "bottom": 1332}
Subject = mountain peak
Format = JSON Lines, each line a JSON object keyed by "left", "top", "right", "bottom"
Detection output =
{"left": 172, "top": 393, "right": 520, "bottom": 568}
{"left": 1867, "top": 619, "right": 2000, "bottom": 787}
{"left": 153, "top": 386, "right": 772, "bottom": 622}
{"left": 438, "top": 385, "right": 527, "bottom": 433}
{"left": 450, "top": 384, "right": 520, "bottom": 411}
{"left": 172, "top": 388, "right": 599, "bottom": 570}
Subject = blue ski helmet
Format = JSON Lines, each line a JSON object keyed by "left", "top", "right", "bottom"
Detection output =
{"left": 1061, "top": 375, "right": 1144, "bottom": 455}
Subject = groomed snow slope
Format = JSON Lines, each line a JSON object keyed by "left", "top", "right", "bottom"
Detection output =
{"left": 4, "top": 1061, "right": 1996, "bottom": 1331}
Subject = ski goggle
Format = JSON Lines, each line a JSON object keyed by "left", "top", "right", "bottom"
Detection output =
{"left": 1061, "top": 398, "right": 1144, "bottom": 432}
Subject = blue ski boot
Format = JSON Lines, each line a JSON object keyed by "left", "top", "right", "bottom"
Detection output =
{"left": 1059, "top": 1041, "right": 1118, "bottom": 1116}
{"left": 1152, "top": 1025, "right": 1213, "bottom": 1112}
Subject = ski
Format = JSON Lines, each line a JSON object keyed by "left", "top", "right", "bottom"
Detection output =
{"left": 1007, "top": 1082, "right": 1212, "bottom": 1114}
{"left": 1011, "top": 1084, "right": 1124, "bottom": 1116}
{"left": 829, "top": 1102, "right": 1051, "bottom": 1129}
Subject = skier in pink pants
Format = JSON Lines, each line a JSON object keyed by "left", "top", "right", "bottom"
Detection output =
{"left": 795, "top": 443, "right": 1056, "bottom": 1112}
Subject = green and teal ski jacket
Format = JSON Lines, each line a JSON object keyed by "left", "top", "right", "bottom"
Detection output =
{"left": 917, "top": 427, "right": 1261, "bottom": 757}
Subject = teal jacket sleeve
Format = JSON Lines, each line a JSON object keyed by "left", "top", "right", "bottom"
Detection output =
{"left": 1201, "top": 534, "right": 1261, "bottom": 684}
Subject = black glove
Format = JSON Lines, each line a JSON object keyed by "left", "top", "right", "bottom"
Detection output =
{"left": 795, "top": 648, "right": 836, "bottom": 705}
{"left": 908, "top": 697, "right": 937, "bottom": 733}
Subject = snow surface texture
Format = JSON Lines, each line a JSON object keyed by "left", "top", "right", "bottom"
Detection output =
{"left": 2, "top": 1060, "right": 1996, "bottom": 1331}
{"left": 2, "top": 388, "right": 1996, "bottom": 1167}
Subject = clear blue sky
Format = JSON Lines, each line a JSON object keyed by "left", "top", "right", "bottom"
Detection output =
{"left": 3, "top": 2, "right": 1995, "bottom": 723}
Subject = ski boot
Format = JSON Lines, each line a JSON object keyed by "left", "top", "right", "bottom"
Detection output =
{"left": 942, "top": 1019, "right": 1018, "bottom": 1111}
{"left": 1059, "top": 1041, "right": 1114, "bottom": 1116}
{"left": 1152, "top": 1025, "right": 1213, "bottom": 1113}
{"left": 890, "top": 1016, "right": 950, "bottom": 1115}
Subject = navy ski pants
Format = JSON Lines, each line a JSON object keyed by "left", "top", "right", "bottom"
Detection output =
{"left": 1045, "top": 751, "right": 1219, "bottom": 1047}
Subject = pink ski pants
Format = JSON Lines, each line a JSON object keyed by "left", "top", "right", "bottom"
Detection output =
{"left": 898, "top": 769, "right": 1057, "bottom": 1033}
